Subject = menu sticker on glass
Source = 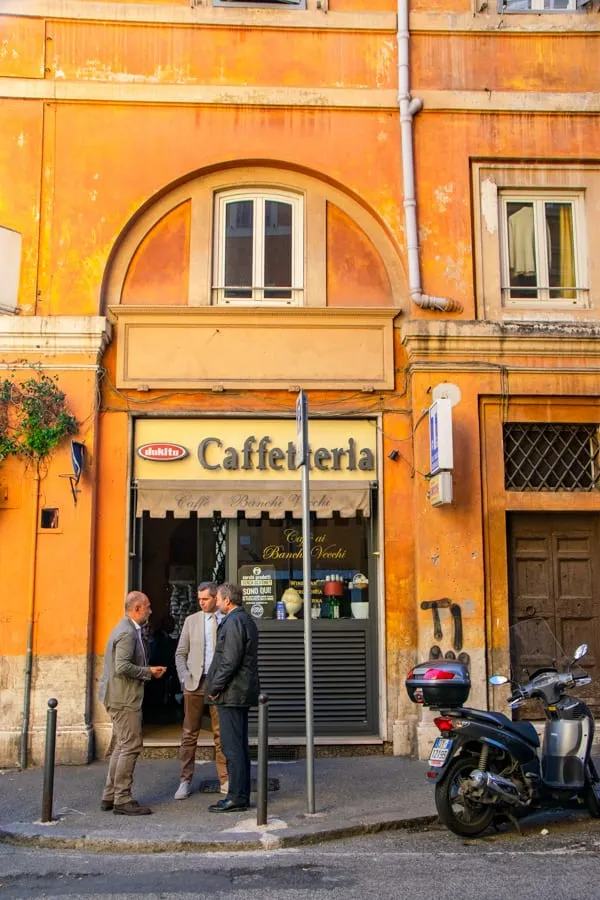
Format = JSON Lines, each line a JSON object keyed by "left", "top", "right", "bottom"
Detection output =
{"left": 239, "top": 565, "right": 276, "bottom": 619}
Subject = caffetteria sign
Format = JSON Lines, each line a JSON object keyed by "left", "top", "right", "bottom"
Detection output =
{"left": 134, "top": 419, "right": 377, "bottom": 482}
{"left": 194, "top": 434, "right": 372, "bottom": 472}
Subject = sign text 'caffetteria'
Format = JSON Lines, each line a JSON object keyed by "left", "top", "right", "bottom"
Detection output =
{"left": 197, "top": 435, "right": 374, "bottom": 472}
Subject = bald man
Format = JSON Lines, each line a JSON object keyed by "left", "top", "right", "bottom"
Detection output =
{"left": 98, "top": 591, "right": 166, "bottom": 816}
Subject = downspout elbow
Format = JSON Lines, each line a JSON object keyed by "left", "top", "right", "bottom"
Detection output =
{"left": 408, "top": 97, "right": 423, "bottom": 117}
{"left": 411, "top": 291, "right": 464, "bottom": 313}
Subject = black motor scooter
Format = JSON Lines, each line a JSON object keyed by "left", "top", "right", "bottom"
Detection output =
{"left": 406, "top": 621, "right": 600, "bottom": 837}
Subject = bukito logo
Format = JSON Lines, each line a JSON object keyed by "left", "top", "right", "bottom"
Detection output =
{"left": 137, "top": 443, "right": 188, "bottom": 461}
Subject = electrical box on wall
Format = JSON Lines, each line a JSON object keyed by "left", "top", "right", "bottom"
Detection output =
{"left": 0, "top": 481, "right": 21, "bottom": 509}
{"left": 429, "top": 471, "right": 453, "bottom": 507}
{"left": 429, "top": 398, "right": 453, "bottom": 475}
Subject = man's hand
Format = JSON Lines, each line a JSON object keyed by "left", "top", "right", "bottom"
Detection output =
{"left": 150, "top": 666, "right": 167, "bottom": 679}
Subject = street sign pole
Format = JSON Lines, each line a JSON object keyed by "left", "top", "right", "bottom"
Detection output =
{"left": 296, "top": 389, "right": 315, "bottom": 814}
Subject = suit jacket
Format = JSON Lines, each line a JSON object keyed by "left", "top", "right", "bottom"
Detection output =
{"left": 98, "top": 616, "right": 151, "bottom": 711}
{"left": 175, "top": 610, "right": 210, "bottom": 692}
{"left": 205, "top": 607, "right": 259, "bottom": 707}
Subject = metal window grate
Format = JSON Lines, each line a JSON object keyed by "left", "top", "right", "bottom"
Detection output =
{"left": 211, "top": 516, "right": 227, "bottom": 584}
{"left": 504, "top": 423, "right": 600, "bottom": 491}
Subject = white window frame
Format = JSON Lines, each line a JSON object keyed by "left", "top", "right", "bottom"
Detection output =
{"left": 499, "top": 190, "right": 588, "bottom": 308}
{"left": 212, "top": 189, "right": 304, "bottom": 306}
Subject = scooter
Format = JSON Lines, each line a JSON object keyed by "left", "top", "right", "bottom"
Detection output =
{"left": 406, "top": 628, "right": 600, "bottom": 837}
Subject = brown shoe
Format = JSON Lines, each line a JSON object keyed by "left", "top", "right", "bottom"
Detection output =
{"left": 100, "top": 799, "right": 114, "bottom": 811}
{"left": 113, "top": 800, "right": 152, "bottom": 816}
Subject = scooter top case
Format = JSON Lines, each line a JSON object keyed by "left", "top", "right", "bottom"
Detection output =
{"left": 406, "top": 660, "right": 470, "bottom": 709}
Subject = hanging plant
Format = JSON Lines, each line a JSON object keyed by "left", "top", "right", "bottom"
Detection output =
{"left": 0, "top": 377, "right": 17, "bottom": 461}
{"left": 0, "top": 368, "right": 78, "bottom": 462}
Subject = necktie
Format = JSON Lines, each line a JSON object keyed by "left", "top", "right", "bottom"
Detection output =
{"left": 137, "top": 630, "right": 146, "bottom": 664}
{"left": 211, "top": 614, "right": 217, "bottom": 651}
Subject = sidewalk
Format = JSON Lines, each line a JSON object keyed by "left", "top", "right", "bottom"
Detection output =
{"left": 0, "top": 755, "right": 436, "bottom": 853}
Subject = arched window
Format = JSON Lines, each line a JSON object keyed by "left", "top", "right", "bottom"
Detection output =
{"left": 212, "top": 189, "right": 304, "bottom": 306}
{"left": 103, "top": 166, "right": 405, "bottom": 312}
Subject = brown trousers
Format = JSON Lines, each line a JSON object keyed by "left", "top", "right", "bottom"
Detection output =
{"left": 102, "top": 706, "right": 143, "bottom": 806}
{"left": 179, "top": 679, "right": 227, "bottom": 785}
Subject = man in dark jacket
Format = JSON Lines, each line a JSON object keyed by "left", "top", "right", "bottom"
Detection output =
{"left": 206, "top": 582, "right": 259, "bottom": 812}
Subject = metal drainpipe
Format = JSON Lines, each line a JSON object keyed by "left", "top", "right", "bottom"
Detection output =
{"left": 397, "top": 0, "right": 462, "bottom": 313}
{"left": 20, "top": 465, "right": 41, "bottom": 770}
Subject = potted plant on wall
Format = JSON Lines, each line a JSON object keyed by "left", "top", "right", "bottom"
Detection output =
{"left": 0, "top": 376, "right": 17, "bottom": 463}
{"left": 0, "top": 365, "right": 78, "bottom": 770}
{"left": 0, "top": 367, "right": 78, "bottom": 465}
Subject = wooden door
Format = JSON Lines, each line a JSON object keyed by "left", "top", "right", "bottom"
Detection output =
{"left": 508, "top": 513, "right": 600, "bottom": 717}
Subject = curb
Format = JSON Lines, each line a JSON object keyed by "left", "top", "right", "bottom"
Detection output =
{"left": 0, "top": 814, "right": 439, "bottom": 854}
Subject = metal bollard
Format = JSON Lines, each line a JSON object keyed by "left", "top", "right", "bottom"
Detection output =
{"left": 41, "top": 698, "right": 58, "bottom": 823}
{"left": 256, "top": 693, "right": 269, "bottom": 826}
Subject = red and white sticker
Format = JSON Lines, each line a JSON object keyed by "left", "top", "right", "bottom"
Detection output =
{"left": 137, "top": 443, "right": 188, "bottom": 461}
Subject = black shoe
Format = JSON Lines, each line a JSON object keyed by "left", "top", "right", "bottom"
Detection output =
{"left": 113, "top": 800, "right": 152, "bottom": 816}
{"left": 208, "top": 798, "right": 249, "bottom": 813}
{"left": 100, "top": 799, "right": 114, "bottom": 811}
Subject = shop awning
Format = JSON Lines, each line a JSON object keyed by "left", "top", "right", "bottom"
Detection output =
{"left": 135, "top": 479, "right": 372, "bottom": 519}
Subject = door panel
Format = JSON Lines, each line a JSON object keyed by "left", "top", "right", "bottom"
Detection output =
{"left": 508, "top": 513, "right": 600, "bottom": 717}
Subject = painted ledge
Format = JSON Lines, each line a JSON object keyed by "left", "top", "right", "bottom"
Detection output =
{"left": 0, "top": 79, "right": 398, "bottom": 110}
{"left": 0, "top": 1, "right": 396, "bottom": 30}
{"left": 401, "top": 318, "right": 600, "bottom": 361}
{"left": 0, "top": 316, "right": 112, "bottom": 356}
{"left": 108, "top": 305, "right": 399, "bottom": 391}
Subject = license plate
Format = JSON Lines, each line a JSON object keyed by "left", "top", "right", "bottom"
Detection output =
{"left": 429, "top": 737, "right": 453, "bottom": 767}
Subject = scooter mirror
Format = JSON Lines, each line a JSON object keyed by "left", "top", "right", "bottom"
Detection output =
{"left": 489, "top": 674, "right": 509, "bottom": 686}
{"left": 573, "top": 643, "right": 588, "bottom": 661}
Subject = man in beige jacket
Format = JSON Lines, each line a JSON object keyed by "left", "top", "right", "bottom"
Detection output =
{"left": 99, "top": 591, "right": 166, "bottom": 815}
{"left": 174, "top": 581, "right": 228, "bottom": 799}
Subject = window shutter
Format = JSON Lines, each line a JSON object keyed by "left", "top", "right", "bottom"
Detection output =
{"left": 249, "top": 625, "right": 375, "bottom": 735}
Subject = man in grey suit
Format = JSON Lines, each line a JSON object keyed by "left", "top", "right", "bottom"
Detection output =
{"left": 99, "top": 591, "right": 166, "bottom": 816}
{"left": 173, "top": 581, "right": 227, "bottom": 799}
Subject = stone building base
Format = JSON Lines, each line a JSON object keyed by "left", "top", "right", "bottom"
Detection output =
{"left": 0, "top": 654, "right": 94, "bottom": 768}
{"left": 0, "top": 724, "right": 94, "bottom": 767}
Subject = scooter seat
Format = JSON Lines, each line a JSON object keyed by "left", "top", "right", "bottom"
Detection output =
{"left": 463, "top": 709, "right": 540, "bottom": 746}
{"left": 506, "top": 720, "right": 540, "bottom": 746}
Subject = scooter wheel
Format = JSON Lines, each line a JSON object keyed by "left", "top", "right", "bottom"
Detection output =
{"left": 435, "top": 755, "right": 495, "bottom": 838}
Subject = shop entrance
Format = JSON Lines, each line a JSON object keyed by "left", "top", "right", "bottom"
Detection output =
{"left": 130, "top": 508, "right": 380, "bottom": 740}
{"left": 130, "top": 513, "right": 228, "bottom": 734}
{"left": 130, "top": 413, "right": 381, "bottom": 742}
{"left": 508, "top": 512, "right": 600, "bottom": 717}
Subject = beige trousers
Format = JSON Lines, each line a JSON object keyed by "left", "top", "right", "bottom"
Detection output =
{"left": 102, "top": 706, "right": 143, "bottom": 806}
{"left": 179, "top": 678, "right": 227, "bottom": 785}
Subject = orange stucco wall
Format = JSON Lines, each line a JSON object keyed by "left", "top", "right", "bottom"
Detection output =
{"left": 2, "top": 2, "right": 600, "bottom": 764}
{"left": 0, "top": 367, "right": 98, "bottom": 658}
{"left": 48, "top": 20, "right": 396, "bottom": 89}
{"left": 122, "top": 201, "right": 191, "bottom": 306}
{"left": 412, "top": 112, "right": 600, "bottom": 317}
{"left": 327, "top": 203, "right": 394, "bottom": 307}
{"left": 413, "top": 33, "right": 600, "bottom": 93}
{"left": 31, "top": 104, "right": 402, "bottom": 318}
{"left": 93, "top": 405, "right": 131, "bottom": 655}
{"left": 0, "top": 17, "right": 45, "bottom": 79}
{"left": 0, "top": 101, "right": 43, "bottom": 313}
